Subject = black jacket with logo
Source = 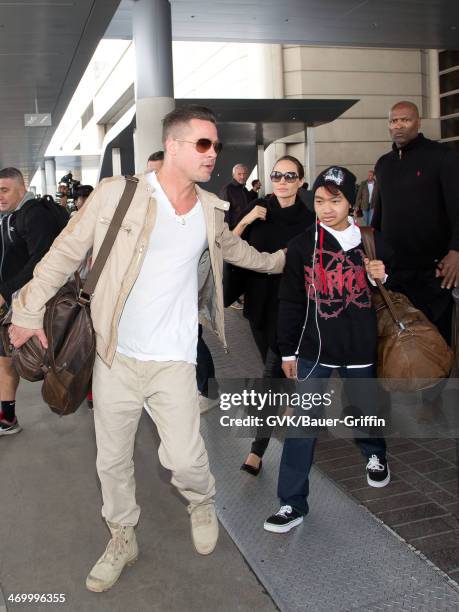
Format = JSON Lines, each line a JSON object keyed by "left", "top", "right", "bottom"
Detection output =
{"left": 278, "top": 225, "right": 392, "bottom": 365}
{"left": 0, "top": 198, "right": 68, "bottom": 304}
{"left": 372, "top": 133, "right": 459, "bottom": 269}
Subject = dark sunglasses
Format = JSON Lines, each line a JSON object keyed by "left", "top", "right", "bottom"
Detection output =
{"left": 270, "top": 171, "right": 299, "bottom": 183}
{"left": 175, "top": 138, "right": 223, "bottom": 154}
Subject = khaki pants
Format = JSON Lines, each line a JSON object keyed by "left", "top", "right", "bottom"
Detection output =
{"left": 92, "top": 352, "right": 216, "bottom": 526}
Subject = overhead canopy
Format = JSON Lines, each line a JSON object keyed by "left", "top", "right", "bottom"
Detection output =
{"left": 175, "top": 98, "right": 358, "bottom": 147}
{"left": 99, "top": 97, "right": 358, "bottom": 189}
{"left": 108, "top": 0, "right": 459, "bottom": 49}
{"left": 0, "top": 0, "right": 122, "bottom": 183}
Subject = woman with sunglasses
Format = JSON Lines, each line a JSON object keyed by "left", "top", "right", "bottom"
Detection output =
{"left": 235, "top": 155, "right": 315, "bottom": 476}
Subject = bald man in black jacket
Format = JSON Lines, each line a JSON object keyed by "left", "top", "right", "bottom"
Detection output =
{"left": 372, "top": 101, "right": 459, "bottom": 346}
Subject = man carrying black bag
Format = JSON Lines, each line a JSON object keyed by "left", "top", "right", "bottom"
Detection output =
{"left": 0, "top": 167, "right": 68, "bottom": 435}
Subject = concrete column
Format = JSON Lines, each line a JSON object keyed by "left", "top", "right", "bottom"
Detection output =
{"left": 257, "top": 145, "right": 265, "bottom": 196}
{"left": 44, "top": 157, "right": 56, "bottom": 196}
{"left": 132, "top": 0, "right": 175, "bottom": 172}
{"left": 248, "top": 44, "right": 284, "bottom": 98}
{"left": 263, "top": 142, "right": 287, "bottom": 191}
{"left": 40, "top": 165, "right": 47, "bottom": 196}
{"left": 427, "top": 49, "right": 440, "bottom": 119}
{"left": 305, "top": 127, "right": 316, "bottom": 185}
{"left": 112, "top": 148, "right": 122, "bottom": 176}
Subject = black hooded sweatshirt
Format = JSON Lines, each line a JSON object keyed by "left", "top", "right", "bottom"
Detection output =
{"left": 0, "top": 197, "right": 68, "bottom": 304}
{"left": 372, "top": 133, "right": 459, "bottom": 269}
{"left": 278, "top": 224, "right": 392, "bottom": 365}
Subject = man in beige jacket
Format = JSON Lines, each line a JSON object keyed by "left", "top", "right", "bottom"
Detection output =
{"left": 9, "top": 106, "right": 284, "bottom": 592}
{"left": 354, "top": 169, "right": 377, "bottom": 226}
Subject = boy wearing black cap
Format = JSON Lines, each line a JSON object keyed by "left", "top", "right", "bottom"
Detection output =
{"left": 264, "top": 166, "right": 391, "bottom": 534}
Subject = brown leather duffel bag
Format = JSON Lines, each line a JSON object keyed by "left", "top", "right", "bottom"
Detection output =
{"left": 361, "top": 227, "right": 453, "bottom": 392}
{"left": 1, "top": 176, "right": 139, "bottom": 415}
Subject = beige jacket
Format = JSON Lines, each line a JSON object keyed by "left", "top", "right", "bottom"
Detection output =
{"left": 12, "top": 174, "right": 285, "bottom": 366}
{"left": 355, "top": 180, "right": 377, "bottom": 211}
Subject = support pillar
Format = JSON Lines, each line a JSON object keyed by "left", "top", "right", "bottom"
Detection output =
{"left": 132, "top": 0, "right": 175, "bottom": 172}
{"left": 40, "top": 165, "right": 47, "bottom": 197}
{"left": 305, "top": 126, "right": 316, "bottom": 186}
{"left": 427, "top": 49, "right": 440, "bottom": 119}
{"left": 257, "top": 145, "right": 265, "bottom": 197}
{"left": 44, "top": 157, "right": 56, "bottom": 196}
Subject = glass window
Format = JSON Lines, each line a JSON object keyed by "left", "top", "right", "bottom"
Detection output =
{"left": 439, "top": 50, "right": 459, "bottom": 72}
{"left": 440, "top": 69, "right": 459, "bottom": 94}
{"left": 441, "top": 93, "right": 459, "bottom": 116}
{"left": 441, "top": 117, "right": 459, "bottom": 139}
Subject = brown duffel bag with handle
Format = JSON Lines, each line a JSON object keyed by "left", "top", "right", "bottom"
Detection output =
{"left": 1, "top": 176, "right": 139, "bottom": 415}
{"left": 360, "top": 227, "right": 453, "bottom": 392}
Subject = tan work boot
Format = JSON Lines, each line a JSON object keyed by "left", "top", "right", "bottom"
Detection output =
{"left": 86, "top": 520, "right": 138, "bottom": 592}
{"left": 189, "top": 502, "right": 219, "bottom": 555}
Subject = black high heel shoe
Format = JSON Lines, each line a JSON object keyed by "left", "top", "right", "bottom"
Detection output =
{"left": 240, "top": 459, "right": 262, "bottom": 476}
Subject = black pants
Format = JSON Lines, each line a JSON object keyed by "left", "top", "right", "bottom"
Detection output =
{"left": 248, "top": 321, "right": 286, "bottom": 458}
{"left": 278, "top": 360, "right": 387, "bottom": 515}
{"left": 196, "top": 324, "right": 216, "bottom": 398}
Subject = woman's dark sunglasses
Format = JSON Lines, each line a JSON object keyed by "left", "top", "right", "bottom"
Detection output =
{"left": 270, "top": 171, "right": 299, "bottom": 183}
{"left": 175, "top": 138, "right": 223, "bottom": 154}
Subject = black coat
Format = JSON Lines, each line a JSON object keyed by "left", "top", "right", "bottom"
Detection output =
{"left": 372, "top": 133, "right": 459, "bottom": 269}
{"left": 219, "top": 180, "right": 253, "bottom": 230}
{"left": 242, "top": 195, "right": 315, "bottom": 349}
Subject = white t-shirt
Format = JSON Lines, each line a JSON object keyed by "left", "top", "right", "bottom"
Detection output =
{"left": 368, "top": 181, "right": 374, "bottom": 202}
{"left": 117, "top": 172, "right": 208, "bottom": 363}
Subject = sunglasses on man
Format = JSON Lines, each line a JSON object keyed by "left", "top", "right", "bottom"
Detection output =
{"left": 175, "top": 138, "right": 223, "bottom": 154}
{"left": 270, "top": 171, "right": 300, "bottom": 183}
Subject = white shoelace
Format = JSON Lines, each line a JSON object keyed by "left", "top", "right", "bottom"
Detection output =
{"left": 366, "top": 454, "right": 384, "bottom": 472}
{"left": 192, "top": 505, "right": 213, "bottom": 527}
{"left": 102, "top": 530, "right": 129, "bottom": 565}
{"left": 276, "top": 505, "right": 294, "bottom": 517}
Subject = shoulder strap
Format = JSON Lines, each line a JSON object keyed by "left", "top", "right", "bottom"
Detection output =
{"left": 360, "top": 226, "right": 405, "bottom": 330}
{"left": 360, "top": 226, "right": 376, "bottom": 260}
{"left": 79, "top": 176, "right": 139, "bottom": 304}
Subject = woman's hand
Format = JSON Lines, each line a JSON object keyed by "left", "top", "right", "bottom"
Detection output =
{"left": 232, "top": 205, "right": 267, "bottom": 236}
{"left": 242, "top": 205, "right": 267, "bottom": 226}
{"left": 364, "top": 258, "right": 385, "bottom": 280}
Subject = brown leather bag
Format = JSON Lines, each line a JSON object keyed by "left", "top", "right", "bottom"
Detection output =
{"left": 360, "top": 227, "right": 453, "bottom": 392}
{"left": 1, "top": 176, "right": 139, "bottom": 415}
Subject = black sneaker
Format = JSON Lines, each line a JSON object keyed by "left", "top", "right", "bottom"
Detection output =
{"left": 0, "top": 416, "right": 22, "bottom": 436}
{"left": 366, "top": 454, "right": 390, "bottom": 488}
{"left": 264, "top": 505, "right": 303, "bottom": 533}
